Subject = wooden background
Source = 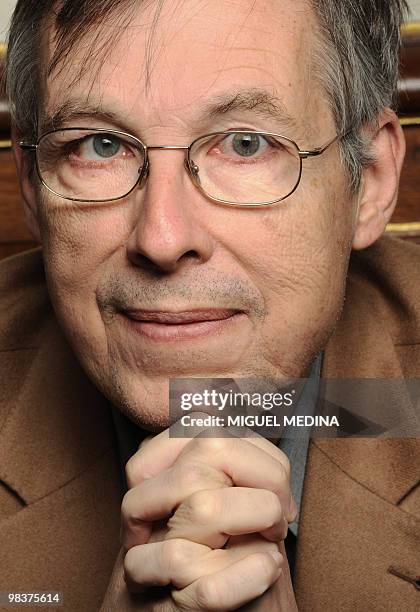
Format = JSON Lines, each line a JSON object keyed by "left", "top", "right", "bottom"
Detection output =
{"left": 1, "top": 26, "right": 420, "bottom": 260}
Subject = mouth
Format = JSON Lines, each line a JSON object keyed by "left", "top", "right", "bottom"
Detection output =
{"left": 120, "top": 308, "right": 246, "bottom": 341}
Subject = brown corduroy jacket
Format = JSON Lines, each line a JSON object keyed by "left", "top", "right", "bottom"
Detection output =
{"left": 0, "top": 237, "right": 419, "bottom": 611}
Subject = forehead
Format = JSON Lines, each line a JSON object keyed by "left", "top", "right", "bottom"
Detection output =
{"left": 44, "top": 0, "right": 323, "bottom": 134}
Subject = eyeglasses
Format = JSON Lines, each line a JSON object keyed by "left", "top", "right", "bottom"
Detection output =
{"left": 20, "top": 128, "right": 342, "bottom": 207}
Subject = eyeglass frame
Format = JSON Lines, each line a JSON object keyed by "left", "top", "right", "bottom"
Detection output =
{"left": 20, "top": 127, "right": 344, "bottom": 207}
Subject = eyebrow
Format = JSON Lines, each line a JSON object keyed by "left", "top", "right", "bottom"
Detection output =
{"left": 41, "top": 88, "right": 298, "bottom": 135}
{"left": 40, "top": 101, "right": 122, "bottom": 134}
{"left": 207, "top": 89, "right": 298, "bottom": 131}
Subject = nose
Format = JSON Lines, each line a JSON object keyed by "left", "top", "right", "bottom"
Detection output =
{"left": 126, "top": 151, "right": 214, "bottom": 274}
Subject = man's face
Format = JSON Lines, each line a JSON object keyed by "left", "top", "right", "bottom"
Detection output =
{"left": 34, "top": 0, "right": 357, "bottom": 429}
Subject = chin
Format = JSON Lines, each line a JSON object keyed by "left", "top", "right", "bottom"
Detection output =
{"left": 99, "top": 370, "right": 171, "bottom": 432}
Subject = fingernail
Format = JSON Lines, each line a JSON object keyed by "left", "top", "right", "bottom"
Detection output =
{"left": 269, "top": 551, "right": 283, "bottom": 565}
{"left": 289, "top": 496, "right": 298, "bottom": 518}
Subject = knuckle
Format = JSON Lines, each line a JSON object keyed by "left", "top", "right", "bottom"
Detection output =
{"left": 171, "top": 589, "right": 195, "bottom": 610}
{"left": 120, "top": 489, "right": 134, "bottom": 523}
{"left": 125, "top": 455, "right": 142, "bottom": 488}
{"left": 193, "top": 436, "right": 229, "bottom": 456}
{"left": 124, "top": 439, "right": 154, "bottom": 487}
{"left": 121, "top": 488, "right": 141, "bottom": 525}
{"left": 187, "top": 489, "right": 220, "bottom": 524}
{"left": 161, "top": 539, "right": 190, "bottom": 573}
{"left": 174, "top": 461, "right": 210, "bottom": 489}
{"left": 194, "top": 576, "right": 220, "bottom": 610}
{"left": 174, "top": 461, "right": 231, "bottom": 494}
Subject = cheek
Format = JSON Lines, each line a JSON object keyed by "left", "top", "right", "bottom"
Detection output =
{"left": 219, "top": 179, "right": 355, "bottom": 369}
{"left": 38, "top": 195, "right": 132, "bottom": 296}
{"left": 37, "top": 196, "right": 135, "bottom": 359}
{"left": 226, "top": 178, "right": 353, "bottom": 293}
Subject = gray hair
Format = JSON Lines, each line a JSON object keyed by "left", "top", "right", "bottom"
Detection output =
{"left": 5, "top": 0, "right": 408, "bottom": 191}
{"left": 311, "top": 0, "right": 408, "bottom": 190}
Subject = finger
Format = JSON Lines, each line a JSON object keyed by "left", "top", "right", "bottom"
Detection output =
{"left": 125, "top": 428, "right": 193, "bottom": 488}
{"left": 172, "top": 551, "right": 283, "bottom": 611}
{"left": 126, "top": 418, "right": 292, "bottom": 496}
{"left": 129, "top": 433, "right": 294, "bottom": 521}
{"left": 124, "top": 539, "right": 210, "bottom": 592}
{"left": 221, "top": 426, "right": 289, "bottom": 467}
{"left": 177, "top": 437, "right": 294, "bottom": 521}
{"left": 166, "top": 487, "right": 288, "bottom": 548}
{"left": 230, "top": 431, "right": 298, "bottom": 519}
{"left": 121, "top": 462, "right": 232, "bottom": 549}
{"left": 125, "top": 414, "right": 233, "bottom": 487}
{"left": 220, "top": 428, "right": 297, "bottom": 517}
{"left": 123, "top": 537, "right": 281, "bottom": 593}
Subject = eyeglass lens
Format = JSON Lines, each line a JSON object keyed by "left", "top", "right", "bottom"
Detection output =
{"left": 36, "top": 129, "right": 302, "bottom": 205}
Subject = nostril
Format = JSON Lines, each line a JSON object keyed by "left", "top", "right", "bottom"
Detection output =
{"left": 128, "top": 253, "right": 168, "bottom": 276}
{"left": 180, "top": 250, "right": 201, "bottom": 262}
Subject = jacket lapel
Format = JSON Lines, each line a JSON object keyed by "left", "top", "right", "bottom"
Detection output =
{"left": 295, "top": 242, "right": 420, "bottom": 609}
{"left": 316, "top": 255, "right": 420, "bottom": 505}
{"left": 0, "top": 282, "right": 124, "bottom": 610}
{"left": 0, "top": 316, "right": 119, "bottom": 504}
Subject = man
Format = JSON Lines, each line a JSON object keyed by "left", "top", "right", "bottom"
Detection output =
{"left": 0, "top": 0, "right": 418, "bottom": 610}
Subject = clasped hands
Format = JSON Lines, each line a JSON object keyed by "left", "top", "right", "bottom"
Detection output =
{"left": 102, "top": 417, "right": 298, "bottom": 611}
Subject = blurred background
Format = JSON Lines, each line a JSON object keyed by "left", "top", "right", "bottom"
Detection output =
{"left": 0, "top": 0, "right": 419, "bottom": 259}
{"left": 0, "top": 0, "right": 16, "bottom": 41}
{"left": 412, "top": 0, "right": 420, "bottom": 19}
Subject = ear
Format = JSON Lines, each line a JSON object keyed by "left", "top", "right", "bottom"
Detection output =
{"left": 11, "top": 126, "right": 42, "bottom": 243}
{"left": 352, "top": 109, "right": 406, "bottom": 251}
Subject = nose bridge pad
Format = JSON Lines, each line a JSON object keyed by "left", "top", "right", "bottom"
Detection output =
{"left": 185, "top": 157, "right": 201, "bottom": 186}
{"left": 138, "top": 158, "right": 149, "bottom": 188}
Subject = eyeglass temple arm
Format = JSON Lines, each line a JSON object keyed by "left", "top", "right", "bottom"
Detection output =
{"left": 19, "top": 142, "right": 38, "bottom": 151}
{"left": 298, "top": 132, "right": 346, "bottom": 159}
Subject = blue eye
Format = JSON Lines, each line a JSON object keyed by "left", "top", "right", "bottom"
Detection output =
{"left": 231, "top": 133, "right": 261, "bottom": 157}
{"left": 92, "top": 135, "right": 121, "bottom": 158}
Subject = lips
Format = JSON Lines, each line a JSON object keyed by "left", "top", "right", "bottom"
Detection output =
{"left": 123, "top": 309, "right": 240, "bottom": 324}
{"left": 120, "top": 308, "right": 245, "bottom": 341}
